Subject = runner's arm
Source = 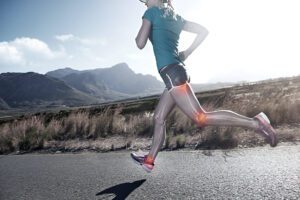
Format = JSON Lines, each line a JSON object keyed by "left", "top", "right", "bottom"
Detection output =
{"left": 135, "top": 19, "right": 151, "bottom": 49}
{"left": 181, "top": 20, "right": 209, "bottom": 60}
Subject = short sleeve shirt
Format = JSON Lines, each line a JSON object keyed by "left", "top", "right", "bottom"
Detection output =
{"left": 142, "top": 6, "right": 186, "bottom": 71}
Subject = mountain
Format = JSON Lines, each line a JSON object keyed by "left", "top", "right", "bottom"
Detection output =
{"left": 46, "top": 63, "right": 165, "bottom": 97}
{"left": 46, "top": 63, "right": 237, "bottom": 97}
{"left": 61, "top": 71, "right": 132, "bottom": 100}
{"left": 0, "top": 72, "right": 101, "bottom": 108}
{"left": 45, "top": 67, "right": 80, "bottom": 79}
{"left": 0, "top": 63, "right": 237, "bottom": 109}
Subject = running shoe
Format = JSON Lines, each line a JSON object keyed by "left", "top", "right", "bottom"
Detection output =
{"left": 254, "top": 112, "right": 278, "bottom": 147}
{"left": 130, "top": 151, "right": 154, "bottom": 173}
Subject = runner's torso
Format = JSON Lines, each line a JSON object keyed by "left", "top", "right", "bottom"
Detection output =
{"left": 142, "top": 6, "right": 186, "bottom": 71}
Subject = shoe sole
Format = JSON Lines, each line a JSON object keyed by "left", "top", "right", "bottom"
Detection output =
{"left": 142, "top": 164, "right": 153, "bottom": 173}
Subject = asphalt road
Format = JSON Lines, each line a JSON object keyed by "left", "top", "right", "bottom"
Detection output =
{"left": 0, "top": 143, "right": 299, "bottom": 200}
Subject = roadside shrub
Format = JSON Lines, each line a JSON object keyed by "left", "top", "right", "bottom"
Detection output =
{"left": 196, "top": 127, "right": 238, "bottom": 150}
{"left": 119, "top": 112, "right": 153, "bottom": 137}
{"left": 44, "top": 120, "right": 63, "bottom": 140}
{"left": 61, "top": 112, "right": 90, "bottom": 139}
{"left": 134, "top": 113, "right": 153, "bottom": 136}
{"left": 220, "top": 127, "right": 238, "bottom": 148}
{"left": 18, "top": 127, "right": 44, "bottom": 151}
{"left": 7, "top": 116, "right": 46, "bottom": 151}
{"left": 0, "top": 124, "right": 14, "bottom": 153}
{"left": 168, "top": 108, "right": 195, "bottom": 134}
{"left": 175, "top": 135, "right": 186, "bottom": 149}
{"left": 164, "top": 134, "right": 171, "bottom": 149}
{"left": 89, "top": 108, "right": 114, "bottom": 138}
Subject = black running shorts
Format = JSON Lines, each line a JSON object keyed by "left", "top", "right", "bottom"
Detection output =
{"left": 159, "top": 63, "right": 190, "bottom": 90}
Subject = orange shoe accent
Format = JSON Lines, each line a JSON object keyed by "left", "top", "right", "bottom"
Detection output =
{"left": 145, "top": 155, "right": 154, "bottom": 165}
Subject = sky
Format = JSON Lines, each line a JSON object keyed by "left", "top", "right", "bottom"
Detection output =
{"left": 0, "top": 0, "right": 300, "bottom": 83}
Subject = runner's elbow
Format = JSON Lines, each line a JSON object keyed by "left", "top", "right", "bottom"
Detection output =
{"left": 196, "top": 28, "right": 209, "bottom": 41}
{"left": 137, "top": 43, "right": 145, "bottom": 49}
{"left": 200, "top": 27, "right": 209, "bottom": 37}
{"left": 135, "top": 38, "right": 146, "bottom": 49}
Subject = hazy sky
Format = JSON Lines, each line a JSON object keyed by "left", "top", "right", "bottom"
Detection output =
{"left": 0, "top": 0, "right": 300, "bottom": 83}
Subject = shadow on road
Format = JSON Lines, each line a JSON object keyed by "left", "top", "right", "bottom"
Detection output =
{"left": 96, "top": 179, "right": 146, "bottom": 200}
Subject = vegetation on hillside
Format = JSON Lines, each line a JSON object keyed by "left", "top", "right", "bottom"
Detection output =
{"left": 1, "top": 76, "right": 300, "bottom": 154}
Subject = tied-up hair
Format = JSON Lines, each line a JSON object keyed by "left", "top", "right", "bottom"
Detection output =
{"left": 160, "top": 0, "right": 177, "bottom": 19}
{"left": 162, "top": 0, "right": 174, "bottom": 10}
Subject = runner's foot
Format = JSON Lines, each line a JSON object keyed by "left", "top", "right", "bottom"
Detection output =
{"left": 130, "top": 151, "right": 154, "bottom": 173}
{"left": 254, "top": 112, "right": 278, "bottom": 147}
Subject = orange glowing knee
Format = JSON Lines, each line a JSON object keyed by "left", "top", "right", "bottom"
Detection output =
{"left": 196, "top": 112, "right": 207, "bottom": 126}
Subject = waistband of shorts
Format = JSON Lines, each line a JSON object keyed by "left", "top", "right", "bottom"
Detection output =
{"left": 159, "top": 63, "right": 182, "bottom": 74}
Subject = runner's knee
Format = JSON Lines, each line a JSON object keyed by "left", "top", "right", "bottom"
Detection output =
{"left": 196, "top": 112, "right": 207, "bottom": 127}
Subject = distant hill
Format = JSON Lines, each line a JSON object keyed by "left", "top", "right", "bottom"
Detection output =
{"left": 0, "top": 63, "right": 239, "bottom": 109}
{"left": 0, "top": 72, "right": 101, "bottom": 108}
{"left": 46, "top": 63, "right": 165, "bottom": 97}
{"left": 45, "top": 67, "right": 80, "bottom": 79}
{"left": 46, "top": 63, "right": 236, "bottom": 96}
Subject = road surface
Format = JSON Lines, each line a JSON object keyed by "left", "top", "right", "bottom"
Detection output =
{"left": 0, "top": 143, "right": 299, "bottom": 200}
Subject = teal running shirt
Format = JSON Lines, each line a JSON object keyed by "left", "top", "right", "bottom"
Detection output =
{"left": 142, "top": 6, "right": 186, "bottom": 71}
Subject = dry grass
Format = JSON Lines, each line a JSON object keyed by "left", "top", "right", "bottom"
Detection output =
{"left": 0, "top": 116, "right": 45, "bottom": 152}
{"left": 0, "top": 106, "right": 154, "bottom": 153}
{"left": 1, "top": 78, "right": 300, "bottom": 154}
{"left": 1, "top": 99, "right": 299, "bottom": 154}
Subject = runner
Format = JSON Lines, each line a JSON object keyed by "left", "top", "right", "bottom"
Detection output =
{"left": 131, "top": 0, "right": 277, "bottom": 173}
